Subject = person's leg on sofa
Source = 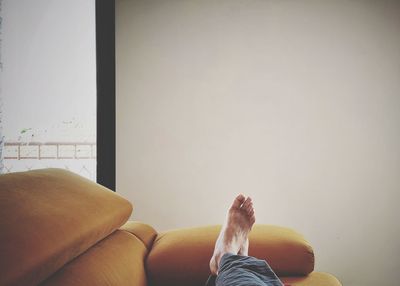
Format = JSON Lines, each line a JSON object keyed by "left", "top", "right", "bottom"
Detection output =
{"left": 215, "top": 253, "right": 283, "bottom": 286}
{"left": 206, "top": 195, "right": 283, "bottom": 286}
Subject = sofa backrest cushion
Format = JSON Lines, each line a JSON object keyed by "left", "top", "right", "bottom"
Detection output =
{"left": 147, "top": 224, "right": 314, "bottom": 286}
{"left": 0, "top": 169, "right": 133, "bottom": 286}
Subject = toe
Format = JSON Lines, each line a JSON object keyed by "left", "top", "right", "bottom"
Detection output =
{"left": 244, "top": 204, "right": 253, "bottom": 215}
{"left": 250, "top": 215, "right": 256, "bottom": 224}
{"left": 242, "top": 197, "right": 252, "bottom": 210}
{"left": 232, "top": 194, "right": 246, "bottom": 208}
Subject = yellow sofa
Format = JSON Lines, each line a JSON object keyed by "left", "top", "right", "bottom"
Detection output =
{"left": 0, "top": 169, "right": 342, "bottom": 286}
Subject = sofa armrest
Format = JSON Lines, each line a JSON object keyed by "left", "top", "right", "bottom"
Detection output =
{"left": 120, "top": 221, "right": 158, "bottom": 250}
{"left": 147, "top": 224, "right": 315, "bottom": 286}
{"left": 249, "top": 224, "right": 314, "bottom": 276}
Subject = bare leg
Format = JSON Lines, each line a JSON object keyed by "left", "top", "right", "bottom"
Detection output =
{"left": 238, "top": 238, "right": 249, "bottom": 256}
{"left": 209, "top": 194, "right": 256, "bottom": 275}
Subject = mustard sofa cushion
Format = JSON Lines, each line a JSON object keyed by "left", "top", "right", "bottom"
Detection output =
{"left": 0, "top": 169, "right": 133, "bottom": 286}
{"left": 280, "top": 272, "right": 342, "bottom": 286}
{"left": 120, "top": 221, "right": 157, "bottom": 250}
{"left": 248, "top": 225, "right": 314, "bottom": 276}
{"left": 40, "top": 230, "right": 148, "bottom": 286}
{"left": 147, "top": 224, "right": 314, "bottom": 286}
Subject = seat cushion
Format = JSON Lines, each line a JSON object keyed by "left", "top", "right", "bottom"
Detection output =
{"left": 147, "top": 224, "right": 314, "bottom": 286}
{"left": 0, "top": 169, "right": 133, "bottom": 286}
{"left": 40, "top": 230, "right": 148, "bottom": 286}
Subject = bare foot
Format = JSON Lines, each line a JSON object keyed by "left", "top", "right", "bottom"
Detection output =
{"left": 209, "top": 195, "right": 256, "bottom": 275}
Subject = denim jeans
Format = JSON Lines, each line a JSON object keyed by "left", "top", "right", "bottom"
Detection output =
{"left": 205, "top": 253, "right": 283, "bottom": 286}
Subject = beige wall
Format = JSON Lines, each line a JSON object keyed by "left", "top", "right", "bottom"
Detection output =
{"left": 116, "top": 1, "right": 400, "bottom": 285}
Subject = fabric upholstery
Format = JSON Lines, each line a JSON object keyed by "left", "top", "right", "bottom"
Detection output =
{"left": 0, "top": 169, "right": 133, "bottom": 286}
{"left": 249, "top": 225, "right": 314, "bottom": 276}
{"left": 281, "top": 272, "right": 342, "bottom": 286}
{"left": 147, "top": 224, "right": 314, "bottom": 286}
{"left": 120, "top": 221, "right": 157, "bottom": 250}
{"left": 40, "top": 230, "right": 148, "bottom": 286}
{"left": 147, "top": 226, "right": 215, "bottom": 286}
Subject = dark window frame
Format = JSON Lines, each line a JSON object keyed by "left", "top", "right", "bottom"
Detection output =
{"left": 96, "top": 0, "right": 115, "bottom": 191}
